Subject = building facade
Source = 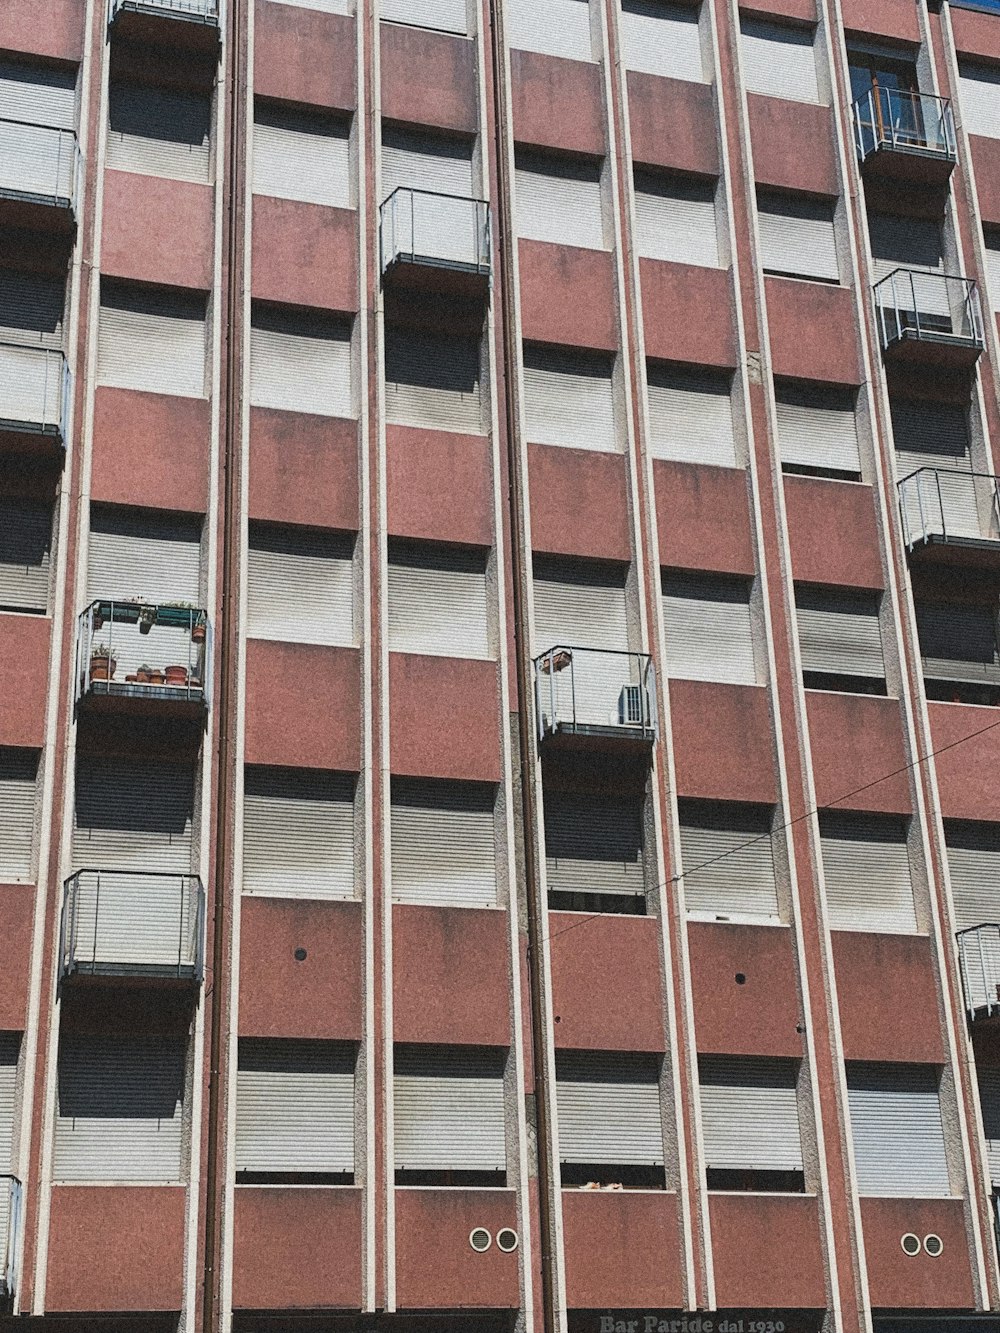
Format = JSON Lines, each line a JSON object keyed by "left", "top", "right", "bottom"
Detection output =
{"left": 1, "top": 0, "right": 1000, "bottom": 1328}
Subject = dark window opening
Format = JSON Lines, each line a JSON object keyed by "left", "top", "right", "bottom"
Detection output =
{"left": 236, "top": 1170, "right": 354, "bottom": 1186}
{"left": 707, "top": 1167, "right": 806, "bottom": 1193}
{"left": 395, "top": 1168, "right": 507, "bottom": 1188}
{"left": 547, "top": 889, "right": 646, "bottom": 916}
{"left": 560, "top": 1162, "right": 666, "bottom": 1190}
{"left": 802, "top": 670, "right": 887, "bottom": 697}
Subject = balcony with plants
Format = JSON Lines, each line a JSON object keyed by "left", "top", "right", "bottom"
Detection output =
{"left": 75, "top": 600, "right": 209, "bottom": 715}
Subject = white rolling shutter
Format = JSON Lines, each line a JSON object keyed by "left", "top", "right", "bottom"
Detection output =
{"left": 0, "top": 749, "right": 38, "bottom": 883}
{"left": 679, "top": 800, "right": 779, "bottom": 921}
{"left": 758, "top": 193, "right": 839, "bottom": 282}
{"left": 97, "top": 283, "right": 207, "bottom": 398}
{"left": 0, "top": 1034, "right": 18, "bottom": 1174}
{"left": 522, "top": 344, "right": 616, "bottom": 451}
{"left": 387, "top": 543, "right": 491, "bottom": 658}
{"left": 775, "top": 383, "right": 861, "bottom": 475}
{"left": 646, "top": 364, "right": 737, "bottom": 467}
{"left": 868, "top": 213, "right": 943, "bottom": 286}
{"left": 0, "top": 268, "right": 65, "bottom": 348}
{"left": 0, "top": 60, "right": 76, "bottom": 130}
{"left": 107, "top": 83, "right": 211, "bottom": 184}
{"left": 384, "top": 326, "right": 483, "bottom": 433}
{"left": 268, "top": 0, "right": 352, "bottom": 11}
{"left": 250, "top": 307, "right": 354, "bottom": 418}
{"left": 556, "top": 1052, "right": 663, "bottom": 1165}
{"left": 795, "top": 586, "right": 885, "bottom": 681}
{"left": 544, "top": 790, "right": 644, "bottom": 900}
{"left": 381, "top": 0, "right": 468, "bottom": 32}
{"left": 661, "top": 572, "right": 757, "bottom": 684}
{"left": 507, "top": 0, "right": 593, "bottom": 62}
{"left": 958, "top": 61, "right": 1000, "bottom": 139}
{"left": 236, "top": 1039, "right": 355, "bottom": 1174}
{"left": 243, "top": 767, "right": 355, "bottom": 900}
{"left": 985, "top": 235, "right": 1000, "bottom": 313}
{"left": 634, "top": 171, "right": 719, "bottom": 267}
{"left": 891, "top": 398, "right": 979, "bottom": 540}
{"left": 977, "top": 1064, "right": 1000, "bottom": 1186}
{"left": 381, "top": 127, "right": 474, "bottom": 202}
{"left": 515, "top": 153, "right": 605, "bottom": 250}
{"left": 946, "top": 821, "right": 1000, "bottom": 933}
{"left": 0, "top": 497, "right": 52, "bottom": 613}
{"left": 247, "top": 524, "right": 355, "bottom": 647}
{"left": 252, "top": 103, "right": 350, "bottom": 206}
{"left": 740, "top": 20, "right": 821, "bottom": 104}
{"left": 916, "top": 602, "right": 1000, "bottom": 687}
{"left": 819, "top": 812, "right": 917, "bottom": 933}
{"left": 72, "top": 756, "right": 194, "bottom": 873}
{"left": 847, "top": 1063, "right": 951, "bottom": 1197}
{"left": 87, "top": 506, "right": 201, "bottom": 605}
{"left": 621, "top": 1, "right": 704, "bottom": 82}
{"left": 532, "top": 559, "right": 628, "bottom": 653}
{"left": 391, "top": 778, "right": 497, "bottom": 908}
{"left": 394, "top": 1046, "right": 506, "bottom": 1172}
{"left": 699, "top": 1056, "right": 803, "bottom": 1171}
{"left": 54, "top": 1034, "right": 186, "bottom": 1183}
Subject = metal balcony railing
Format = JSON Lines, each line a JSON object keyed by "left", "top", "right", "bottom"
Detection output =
{"left": 76, "top": 600, "right": 210, "bottom": 707}
{"left": 874, "top": 268, "right": 984, "bottom": 355}
{"left": 534, "top": 646, "right": 657, "bottom": 744}
{"left": 61, "top": 869, "right": 205, "bottom": 981}
{"left": 898, "top": 467, "right": 1000, "bottom": 551}
{"left": 958, "top": 924, "right": 1000, "bottom": 1021}
{"left": 853, "top": 87, "right": 956, "bottom": 166}
{"left": 0, "top": 1177, "right": 20, "bottom": 1305}
{"left": 0, "top": 345, "right": 69, "bottom": 441}
{"left": 0, "top": 118, "right": 79, "bottom": 210}
{"left": 380, "top": 187, "right": 491, "bottom": 280}
{"left": 109, "top": 0, "right": 220, "bottom": 22}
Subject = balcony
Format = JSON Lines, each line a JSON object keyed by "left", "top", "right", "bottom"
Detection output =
{"left": 107, "top": 0, "right": 221, "bottom": 56}
{"left": 874, "top": 270, "right": 984, "bottom": 368}
{"left": 534, "top": 646, "right": 657, "bottom": 749}
{"left": 853, "top": 88, "right": 956, "bottom": 186}
{"left": 0, "top": 117, "right": 79, "bottom": 230}
{"left": 0, "top": 1177, "right": 20, "bottom": 1310}
{"left": 957, "top": 924, "right": 1000, "bottom": 1021}
{"left": 0, "top": 345, "right": 69, "bottom": 451}
{"left": 899, "top": 468, "right": 1000, "bottom": 563}
{"left": 76, "top": 600, "right": 209, "bottom": 717}
{"left": 380, "top": 187, "right": 491, "bottom": 297}
{"left": 60, "top": 869, "right": 205, "bottom": 983}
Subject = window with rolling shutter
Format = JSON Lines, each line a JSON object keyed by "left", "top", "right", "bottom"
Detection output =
{"left": 107, "top": 82, "right": 212, "bottom": 184}
{"left": 0, "top": 59, "right": 76, "bottom": 131}
{"left": 0, "top": 60, "right": 77, "bottom": 202}
{"left": 775, "top": 382, "right": 861, "bottom": 478}
{"left": 679, "top": 799, "right": 780, "bottom": 922}
{"left": 915, "top": 601, "right": 1000, "bottom": 698}
{"left": 268, "top": 0, "right": 352, "bottom": 11}
{"left": 384, "top": 324, "right": 483, "bottom": 433}
{"left": 985, "top": 233, "right": 1000, "bottom": 313}
{"left": 699, "top": 1056, "right": 804, "bottom": 1186}
{"left": 381, "top": 126, "right": 474, "bottom": 202}
{"left": 522, "top": 344, "right": 616, "bottom": 452}
{"left": 236, "top": 1039, "right": 356, "bottom": 1178}
{"left": 250, "top": 304, "right": 354, "bottom": 418}
{"left": 0, "top": 749, "right": 38, "bottom": 883}
{"left": 394, "top": 1045, "right": 506, "bottom": 1180}
{"left": 946, "top": 820, "right": 1000, "bottom": 933}
{"left": 381, "top": 0, "right": 468, "bottom": 33}
{"left": 556, "top": 1052, "right": 664, "bottom": 1185}
{"left": 391, "top": 778, "right": 497, "bottom": 908}
{"left": 661, "top": 571, "right": 757, "bottom": 684}
{"left": 819, "top": 811, "right": 917, "bottom": 934}
{"left": 795, "top": 585, "right": 885, "bottom": 691}
{"left": 0, "top": 267, "right": 66, "bottom": 431}
{"left": 977, "top": 1063, "right": 1000, "bottom": 1187}
{"left": 890, "top": 397, "right": 980, "bottom": 544}
{"left": 72, "top": 755, "right": 194, "bottom": 874}
{"left": 0, "top": 496, "right": 52, "bottom": 614}
{"left": 87, "top": 505, "right": 202, "bottom": 605}
{"left": 758, "top": 192, "right": 839, "bottom": 282}
{"left": 544, "top": 788, "right": 645, "bottom": 913}
{"left": 515, "top": 152, "right": 605, "bottom": 250}
{"left": 868, "top": 213, "right": 943, "bottom": 289}
{"left": 243, "top": 767, "right": 356, "bottom": 900}
{"left": 252, "top": 102, "right": 350, "bottom": 206}
{"left": 54, "top": 1033, "right": 186, "bottom": 1183}
{"left": 0, "top": 1034, "right": 18, "bottom": 1177}
{"left": 0, "top": 268, "right": 65, "bottom": 348}
{"left": 847, "top": 1062, "right": 951, "bottom": 1197}
{"left": 621, "top": 1, "right": 704, "bottom": 82}
{"left": 634, "top": 170, "right": 720, "bottom": 267}
{"left": 740, "top": 19, "right": 822, "bottom": 104}
{"left": 507, "top": 0, "right": 593, "bottom": 62}
{"left": 247, "top": 523, "right": 355, "bottom": 647}
{"left": 532, "top": 557, "right": 628, "bottom": 653}
{"left": 98, "top": 281, "right": 208, "bottom": 399}
{"left": 958, "top": 61, "right": 1000, "bottom": 139}
{"left": 387, "top": 540, "right": 491, "bottom": 659}
{"left": 646, "top": 363, "right": 737, "bottom": 467}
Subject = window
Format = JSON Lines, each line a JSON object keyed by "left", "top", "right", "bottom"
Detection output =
{"left": 699, "top": 1056, "right": 804, "bottom": 1191}
{"left": 976, "top": 1063, "right": 1000, "bottom": 1188}
{"left": 985, "top": 231, "right": 1000, "bottom": 313}
{"left": 0, "top": 749, "right": 38, "bottom": 883}
{"left": 522, "top": 344, "right": 616, "bottom": 452}
{"left": 507, "top": 0, "right": 593, "bottom": 62}
{"left": 387, "top": 540, "right": 491, "bottom": 658}
{"left": 915, "top": 600, "right": 1000, "bottom": 706}
{"left": 892, "top": 398, "right": 980, "bottom": 545}
{"left": 846, "top": 1063, "right": 950, "bottom": 1197}
{"left": 381, "top": 0, "right": 468, "bottom": 33}
{"left": 775, "top": 382, "right": 861, "bottom": 479}
{"left": 544, "top": 788, "right": 645, "bottom": 915}
{"left": 87, "top": 504, "right": 201, "bottom": 605}
{"left": 0, "top": 267, "right": 66, "bottom": 430}
{"left": 868, "top": 212, "right": 944, "bottom": 288}
{"left": 958, "top": 61, "right": 1000, "bottom": 139}
{"left": 391, "top": 778, "right": 498, "bottom": 908}
{"left": 72, "top": 755, "right": 195, "bottom": 874}
{"left": 384, "top": 325, "right": 483, "bottom": 433}
{"left": 556, "top": 1052, "right": 664, "bottom": 1187}
{"left": 740, "top": 19, "right": 821, "bottom": 104}
{"left": 515, "top": 151, "right": 604, "bottom": 250}
{"left": 382, "top": 126, "right": 474, "bottom": 202}
{"left": 661, "top": 571, "right": 757, "bottom": 685}
{"left": 634, "top": 170, "right": 720, "bottom": 267}
{"left": 819, "top": 812, "right": 917, "bottom": 933}
{"left": 848, "top": 47, "right": 918, "bottom": 106}
{"left": 253, "top": 102, "right": 350, "bottom": 206}
{"left": 236, "top": 1039, "right": 356, "bottom": 1182}
{"left": 757, "top": 192, "right": 839, "bottom": 283}
{"left": 268, "top": 0, "right": 352, "bottom": 11}
{"left": 646, "top": 364, "right": 737, "bottom": 467}
{"left": 679, "top": 800, "right": 779, "bottom": 922}
{"left": 0, "top": 496, "right": 52, "bottom": 614}
{"left": 795, "top": 586, "right": 885, "bottom": 694}
{"left": 107, "top": 81, "right": 212, "bottom": 184}
{"left": 250, "top": 304, "right": 354, "bottom": 418}
{"left": 97, "top": 281, "right": 207, "bottom": 398}
{"left": 946, "top": 820, "right": 1000, "bottom": 933}
{"left": 0, "top": 58, "right": 76, "bottom": 131}
{"left": 243, "top": 767, "right": 356, "bottom": 900}
{"left": 394, "top": 1045, "right": 506, "bottom": 1185}
{"left": 0, "top": 59, "right": 76, "bottom": 200}
{"left": 247, "top": 523, "right": 355, "bottom": 646}
{"left": 620, "top": 0, "right": 704, "bottom": 82}
{"left": 0, "top": 267, "right": 65, "bottom": 351}
{"left": 0, "top": 1034, "right": 19, "bottom": 1189}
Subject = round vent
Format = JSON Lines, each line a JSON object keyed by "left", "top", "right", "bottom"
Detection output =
{"left": 469, "top": 1227, "right": 492, "bottom": 1253}
{"left": 900, "top": 1233, "right": 921, "bottom": 1257}
{"left": 924, "top": 1233, "right": 944, "bottom": 1258}
{"left": 496, "top": 1227, "right": 519, "bottom": 1253}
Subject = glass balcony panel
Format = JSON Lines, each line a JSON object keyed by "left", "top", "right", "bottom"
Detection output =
{"left": 874, "top": 269, "right": 983, "bottom": 354}
{"left": 959, "top": 924, "right": 1000, "bottom": 1020}
{"left": 0, "top": 120, "right": 77, "bottom": 206}
{"left": 898, "top": 469, "right": 1000, "bottom": 550}
{"left": 380, "top": 187, "right": 491, "bottom": 278}
{"left": 0, "top": 1176, "right": 19, "bottom": 1304}
{"left": 853, "top": 88, "right": 956, "bottom": 165}
{"left": 62, "top": 869, "right": 204, "bottom": 979}
{"left": 0, "top": 345, "right": 67, "bottom": 436}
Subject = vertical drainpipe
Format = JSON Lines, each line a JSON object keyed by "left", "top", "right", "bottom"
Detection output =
{"left": 486, "top": 6, "right": 557, "bottom": 1333}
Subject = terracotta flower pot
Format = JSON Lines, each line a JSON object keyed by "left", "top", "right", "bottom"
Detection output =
{"left": 136, "top": 668, "right": 151, "bottom": 684}
{"left": 91, "top": 655, "right": 116, "bottom": 681}
{"left": 148, "top": 669, "right": 166, "bottom": 685}
{"left": 165, "top": 665, "right": 189, "bottom": 686}
{"left": 192, "top": 624, "right": 206, "bottom": 643}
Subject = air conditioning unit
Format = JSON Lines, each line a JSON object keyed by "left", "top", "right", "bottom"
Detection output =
{"left": 619, "top": 684, "right": 643, "bottom": 726}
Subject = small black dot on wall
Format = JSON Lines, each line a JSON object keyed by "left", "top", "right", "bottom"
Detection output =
{"left": 294, "top": 948, "right": 307, "bottom": 962}
{"left": 735, "top": 973, "right": 746, "bottom": 985}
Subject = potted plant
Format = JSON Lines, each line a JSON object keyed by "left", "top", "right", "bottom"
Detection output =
{"left": 148, "top": 668, "right": 166, "bottom": 685}
{"left": 191, "top": 611, "right": 206, "bottom": 644}
{"left": 165, "top": 665, "right": 189, "bottom": 686}
{"left": 90, "top": 642, "right": 116, "bottom": 681}
{"left": 136, "top": 664, "right": 151, "bottom": 684}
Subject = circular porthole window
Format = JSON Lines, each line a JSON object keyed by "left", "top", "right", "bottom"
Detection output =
{"left": 496, "top": 1227, "right": 519, "bottom": 1253}
{"left": 470, "top": 1227, "right": 492, "bottom": 1253}
{"left": 924, "top": 1233, "right": 944, "bottom": 1258}
{"left": 900, "top": 1233, "right": 921, "bottom": 1257}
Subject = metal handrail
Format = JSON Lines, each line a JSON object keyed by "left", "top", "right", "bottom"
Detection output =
{"left": 0, "top": 117, "right": 80, "bottom": 207}
{"left": 60, "top": 869, "right": 206, "bottom": 981}
{"left": 379, "top": 186, "right": 491, "bottom": 278}
{"left": 958, "top": 923, "right": 1000, "bottom": 1021}
{"left": 897, "top": 465, "right": 1000, "bottom": 550}
{"left": 0, "top": 344, "right": 70, "bottom": 440}
{"left": 109, "top": 0, "right": 220, "bottom": 18}
{"left": 76, "top": 599, "right": 211, "bottom": 707}
{"left": 873, "top": 267, "right": 984, "bottom": 351}
{"left": 0, "top": 1176, "right": 20, "bottom": 1301}
{"left": 852, "top": 86, "right": 956, "bottom": 164}
{"left": 533, "top": 644, "right": 657, "bottom": 743}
